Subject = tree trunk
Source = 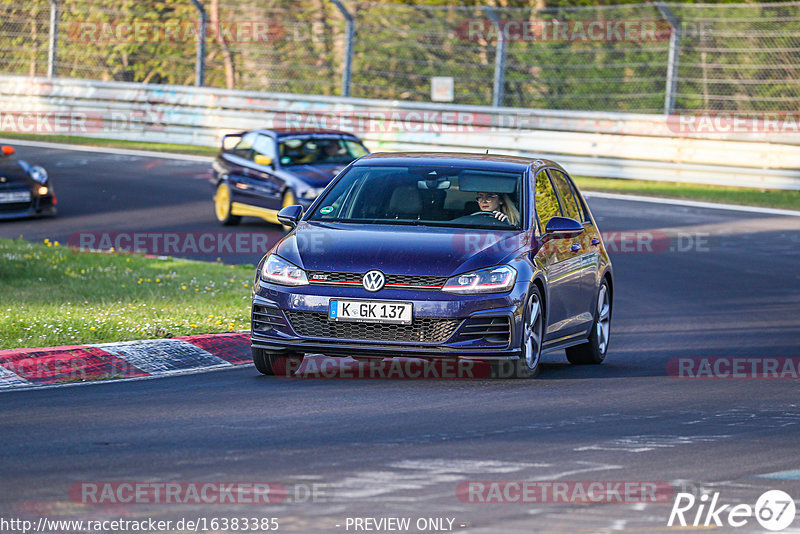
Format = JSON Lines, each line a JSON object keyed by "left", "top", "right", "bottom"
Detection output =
{"left": 210, "top": 0, "right": 236, "bottom": 89}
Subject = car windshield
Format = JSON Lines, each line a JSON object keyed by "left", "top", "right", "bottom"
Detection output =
{"left": 307, "top": 165, "right": 524, "bottom": 230}
{"left": 278, "top": 137, "right": 368, "bottom": 167}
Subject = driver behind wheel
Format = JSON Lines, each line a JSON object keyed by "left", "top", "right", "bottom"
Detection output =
{"left": 476, "top": 192, "right": 520, "bottom": 225}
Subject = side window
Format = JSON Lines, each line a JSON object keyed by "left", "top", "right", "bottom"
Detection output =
{"left": 548, "top": 169, "right": 582, "bottom": 222}
{"left": 232, "top": 132, "right": 257, "bottom": 159}
{"left": 252, "top": 135, "right": 276, "bottom": 160}
{"left": 344, "top": 140, "right": 369, "bottom": 159}
{"left": 534, "top": 170, "right": 561, "bottom": 232}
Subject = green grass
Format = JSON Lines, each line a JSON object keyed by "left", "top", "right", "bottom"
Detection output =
{"left": 574, "top": 176, "right": 800, "bottom": 212}
{"left": 0, "top": 238, "right": 254, "bottom": 350}
{"left": 0, "top": 132, "right": 217, "bottom": 157}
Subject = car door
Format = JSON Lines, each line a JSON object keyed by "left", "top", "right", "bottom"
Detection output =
{"left": 238, "top": 134, "right": 282, "bottom": 211}
{"left": 219, "top": 131, "right": 257, "bottom": 207}
{"left": 548, "top": 169, "right": 597, "bottom": 333}
{"left": 532, "top": 169, "right": 586, "bottom": 340}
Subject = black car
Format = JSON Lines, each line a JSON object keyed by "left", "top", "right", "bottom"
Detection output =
{"left": 252, "top": 153, "right": 613, "bottom": 378}
{"left": 0, "top": 145, "right": 56, "bottom": 220}
{"left": 211, "top": 129, "right": 369, "bottom": 226}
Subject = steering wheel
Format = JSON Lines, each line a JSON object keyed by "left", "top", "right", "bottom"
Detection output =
{"left": 470, "top": 211, "right": 497, "bottom": 217}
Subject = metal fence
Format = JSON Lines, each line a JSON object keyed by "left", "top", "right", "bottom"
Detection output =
{"left": 0, "top": 1, "right": 799, "bottom": 114}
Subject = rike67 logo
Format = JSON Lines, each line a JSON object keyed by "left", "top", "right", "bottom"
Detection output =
{"left": 668, "top": 490, "right": 796, "bottom": 531}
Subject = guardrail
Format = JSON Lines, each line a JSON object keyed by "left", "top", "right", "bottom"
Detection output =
{"left": 1, "top": 76, "right": 799, "bottom": 189}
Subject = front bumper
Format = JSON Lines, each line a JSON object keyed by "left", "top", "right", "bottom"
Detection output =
{"left": 250, "top": 280, "right": 529, "bottom": 360}
{"left": 0, "top": 193, "right": 56, "bottom": 220}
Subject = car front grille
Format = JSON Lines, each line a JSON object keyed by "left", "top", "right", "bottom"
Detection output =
{"left": 307, "top": 271, "right": 447, "bottom": 290}
{"left": 456, "top": 316, "right": 511, "bottom": 345}
{"left": 252, "top": 304, "right": 287, "bottom": 333}
{"left": 0, "top": 201, "right": 31, "bottom": 212}
{"left": 285, "top": 311, "right": 459, "bottom": 343}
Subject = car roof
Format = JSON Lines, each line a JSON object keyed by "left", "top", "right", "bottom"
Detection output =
{"left": 354, "top": 152, "right": 563, "bottom": 173}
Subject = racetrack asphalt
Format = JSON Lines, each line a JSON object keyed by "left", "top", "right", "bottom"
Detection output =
{"left": 1, "top": 144, "right": 800, "bottom": 533}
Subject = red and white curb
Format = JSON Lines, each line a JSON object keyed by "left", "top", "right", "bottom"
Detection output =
{"left": 0, "top": 333, "right": 252, "bottom": 390}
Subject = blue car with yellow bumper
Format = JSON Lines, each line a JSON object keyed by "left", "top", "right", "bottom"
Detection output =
{"left": 212, "top": 129, "right": 368, "bottom": 227}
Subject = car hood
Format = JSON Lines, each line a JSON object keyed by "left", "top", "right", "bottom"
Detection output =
{"left": 0, "top": 159, "right": 30, "bottom": 186}
{"left": 275, "top": 222, "right": 529, "bottom": 277}
{"left": 280, "top": 164, "right": 346, "bottom": 187}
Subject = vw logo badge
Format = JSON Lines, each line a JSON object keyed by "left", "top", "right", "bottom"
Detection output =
{"left": 362, "top": 270, "right": 385, "bottom": 292}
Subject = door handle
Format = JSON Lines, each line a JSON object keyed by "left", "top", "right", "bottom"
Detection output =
{"left": 570, "top": 243, "right": 581, "bottom": 252}
{"left": 590, "top": 237, "right": 601, "bottom": 246}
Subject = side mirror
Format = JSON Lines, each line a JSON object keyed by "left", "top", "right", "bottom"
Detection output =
{"left": 253, "top": 154, "right": 273, "bottom": 167}
{"left": 545, "top": 216, "right": 584, "bottom": 238}
{"left": 277, "top": 205, "right": 303, "bottom": 228}
{"left": 1, "top": 145, "right": 14, "bottom": 156}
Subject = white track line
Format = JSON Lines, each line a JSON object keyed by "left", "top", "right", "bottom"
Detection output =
{"left": 0, "top": 137, "right": 213, "bottom": 162}
{"left": 583, "top": 191, "right": 800, "bottom": 217}
{"left": 5, "top": 137, "right": 797, "bottom": 216}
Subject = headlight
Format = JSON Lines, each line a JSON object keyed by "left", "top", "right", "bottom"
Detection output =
{"left": 29, "top": 165, "right": 48, "bottom": 184}
{"left": 260, "top": 254, "right": 308, "bottom": 286}
{"left": 299, "top": 187, "right": 325, "bottom": 200}
{"left": 442, "top": 265, "right": 517, "bottom": 294}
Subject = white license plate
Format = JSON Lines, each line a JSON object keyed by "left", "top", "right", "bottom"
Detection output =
{"left": 328, "top": 299, "right": 413, "bottom": 325}
{"left": 0, "top": 191, "right": 30, "bottom": 203}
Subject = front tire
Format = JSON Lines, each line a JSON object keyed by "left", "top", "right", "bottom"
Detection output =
{"left": 566, "top": 280, "right": 611, "bottom": 365}
{"left": 215, "top": 182, "right": 241, "bottom": 226}
{"left": 493, "top": 286, "right": 543, "bottom": 379}
{"left": 252, "top": 348, "right": 304, "bottom": 376}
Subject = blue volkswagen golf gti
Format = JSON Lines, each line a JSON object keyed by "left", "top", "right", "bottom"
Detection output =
{"left": 250, "top": 153, "right": 613, "bottom": 378}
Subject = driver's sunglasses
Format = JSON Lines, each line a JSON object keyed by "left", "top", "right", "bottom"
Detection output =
{"left": 476, "top": 193, "right": 499, "bottom": 200}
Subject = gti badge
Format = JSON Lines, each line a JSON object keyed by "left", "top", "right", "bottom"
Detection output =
{"left": 362, "top": 270, "right": 385, "bottom": 292}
